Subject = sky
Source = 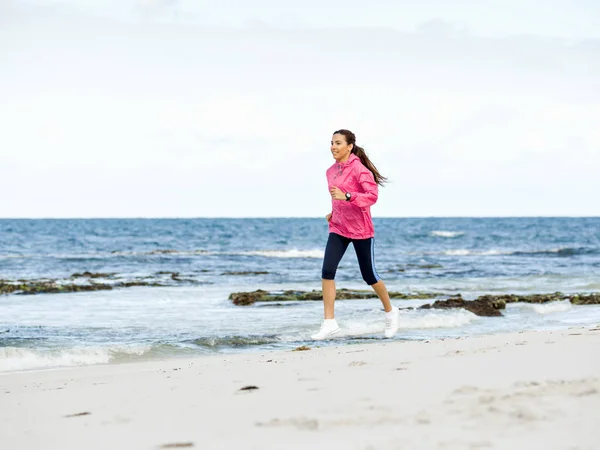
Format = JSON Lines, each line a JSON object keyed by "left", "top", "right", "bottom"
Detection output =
{"left": 1, "top": 0, "right": 599, "bottom": 218}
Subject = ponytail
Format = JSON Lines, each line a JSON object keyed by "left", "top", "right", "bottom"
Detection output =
{"left": 352, "top": 145, "right": 388, "bottom": 186}
{"left": 333, "top": 129, "right": 388, "bottom": 186}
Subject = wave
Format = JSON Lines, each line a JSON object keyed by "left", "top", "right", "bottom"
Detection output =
{"left": 398, "top": 309, "right": 476, "bottom": 329}
{"left": 340, "top": 309, "right": 475, "bottom": 336}
{"left": 442, "top": 249, "right": 505, "bottom": 256}
{"left": 234, "top": 249, "right": 324, "bottom": 259}
{"left": 189, "top": 335, "right": 282, "bottom": 348}
{"left": 413, "top": 246, "right": 598, "bottom": 257}
{"left": 0, "top": 345, "right": 152, "bottom": 373}
{"left": 431, "top": 230, "right": 465, "bottom": 238}
{"left": 512, "top": 247, "right": 597, "bottom": 257}
{"left": 524, "top": 300, "right": 573, "bottom": 315}
{"left": 0, "top": 248, "right": 325, "bottom": 261}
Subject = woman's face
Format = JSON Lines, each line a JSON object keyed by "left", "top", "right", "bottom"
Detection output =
{"left": 330, "top": 133, "right": 353, "bottom": 162}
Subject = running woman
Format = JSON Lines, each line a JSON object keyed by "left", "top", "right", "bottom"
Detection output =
{"left": 311, "top": 129, "right": 400, "bottom": 340}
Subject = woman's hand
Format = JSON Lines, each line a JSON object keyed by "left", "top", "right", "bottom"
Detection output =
{"left": 325, "top": 213, "right": 332, "bottom": 222}
{"left": 329, "top": 186, "right": 346, "bottom": 201}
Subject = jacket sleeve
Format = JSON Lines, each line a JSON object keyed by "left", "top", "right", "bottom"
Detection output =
{"left": 349, "top": 166, "right": 378, "bottom": 208}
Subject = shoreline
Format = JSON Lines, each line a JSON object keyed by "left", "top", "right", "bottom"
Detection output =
{"left": 1, "top": 327, "right": 599, "bottom": 449}
{"left": 2, "top": 318, "right": 598, "bottom": 375}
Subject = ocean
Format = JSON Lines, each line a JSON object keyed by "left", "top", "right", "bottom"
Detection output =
{"left": 1, "top": 217, "right": 599, "bottom": 372}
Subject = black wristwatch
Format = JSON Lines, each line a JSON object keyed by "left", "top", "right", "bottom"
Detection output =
{"left": 345, "top": 192, "right": 352, "bottom": 201}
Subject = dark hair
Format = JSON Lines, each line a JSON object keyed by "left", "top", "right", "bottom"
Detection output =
{"left": 333, "top": 129, "right": 388, "bottom": 186}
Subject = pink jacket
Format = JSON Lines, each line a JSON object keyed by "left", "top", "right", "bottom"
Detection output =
{"left": 326, "top": 153, "right": 378, "bottom": 240}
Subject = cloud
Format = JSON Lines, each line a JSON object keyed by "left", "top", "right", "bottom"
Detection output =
{"left": 1, "top": 4, "right": 599, "bottom": 217}
{"left": 134, "top": 0, "right": 179, "bottom": 16}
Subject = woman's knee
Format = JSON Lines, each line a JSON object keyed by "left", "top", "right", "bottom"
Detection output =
{"left": 322, "top": 267, "right": 337, "bottom": 280}
{"left": 362, "top": 273, "right": 379, "bottom": 285}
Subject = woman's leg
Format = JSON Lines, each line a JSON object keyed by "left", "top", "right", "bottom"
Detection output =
{"left": 353, "top": 237, "right": 393, "bottom": 312}
{"left": 321, "top": 233, "right": 350, "bottom": 319}
{"left": 354, "top": 237, "right": 399, "bottom": 337}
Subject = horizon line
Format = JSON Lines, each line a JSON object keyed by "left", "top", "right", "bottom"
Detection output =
{"left": 1, "top": 215, "right": 599, "bottom": 220}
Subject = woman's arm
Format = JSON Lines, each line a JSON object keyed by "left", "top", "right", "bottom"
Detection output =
{"left": 347, "top": 167, "right": 378, "bottom": 208}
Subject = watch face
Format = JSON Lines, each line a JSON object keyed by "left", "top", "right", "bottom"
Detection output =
{"left": 345, "top": 192, "right": 351, "bottom": 199}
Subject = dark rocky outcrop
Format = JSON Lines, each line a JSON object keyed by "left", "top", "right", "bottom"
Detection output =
{"left": 419, "top": 294, "right": 505, "bottom": 317}
{"left": 229, "top": 289, "right": 438, "bottom": 306}
{"left": 570, "top": 293, "right": 600, "bottom": 305}
{"left": 0, "top": 281, "right": 114, "bottom": 295}
{"left": 418, "top": 292, "right": 600, "bottom": 316}
{"left": 228, "top": 289, "right": 600, "bottom": 314}
{"left": 70, "top": 272, "right": 115, "bottom": 279}
{"left": 0, "top": 280, "right": 160, "bottom": 296}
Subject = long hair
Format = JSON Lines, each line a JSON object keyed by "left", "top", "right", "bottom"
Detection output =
{"left": 333, "top": 129, "right": 388, "bottom": 186}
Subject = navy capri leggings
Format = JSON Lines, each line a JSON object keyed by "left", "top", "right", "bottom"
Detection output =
{"left": 321, "top": 232, "right": 382, "bottom": 286}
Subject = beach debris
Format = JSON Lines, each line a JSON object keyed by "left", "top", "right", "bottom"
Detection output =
{"left": 256, "top": 417, "right": 319, "bottom": 430}
{"left": 349, "top": 361, "right": 367, "bottom": 366}
{"left": 64, "top": 411, "right": 91, "bottom": 418}
{"left": 293, "top": 346, "right": 311, "bottom": 351}
{"left": 239, "top": 385, "right": 259, "bottom": 391}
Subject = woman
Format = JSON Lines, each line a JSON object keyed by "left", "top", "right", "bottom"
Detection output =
{"left": 311, "top": 129, "right": 399, "bottom": 340}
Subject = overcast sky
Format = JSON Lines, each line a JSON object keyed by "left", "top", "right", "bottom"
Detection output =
{"left": 1, "top": 0, "right": 599, "bottom": 218}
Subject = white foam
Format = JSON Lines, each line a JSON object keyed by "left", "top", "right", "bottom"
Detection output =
{"left": 444, "top": 249, "right": 472, "bottom": 256}
{"left": 0, "top": 345, "right": 150, "bottom": 373}
{"left": 340, "top": 309, "right": 475, "bottom": 336}
{"left": 529, "top": 300, "right": 573, "bottom": 315}
{"left": 431, "top": 230, "right": 464, "bottom": 238}
{"left": 399, "top": 310, "right": 476, "bottom": 329}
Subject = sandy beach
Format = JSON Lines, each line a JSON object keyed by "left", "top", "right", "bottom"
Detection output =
{"left": 1, "top": 326, "right": 599, "bottom": 450}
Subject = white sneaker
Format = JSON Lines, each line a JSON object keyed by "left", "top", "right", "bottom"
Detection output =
{"left": 384, "top": 306, "right": 400, "bottom": 338}
{"left": 311, "top": 319, "right": 340, "bottom": 340}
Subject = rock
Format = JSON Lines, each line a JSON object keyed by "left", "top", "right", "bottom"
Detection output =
{"left": 293, "top": 346, "right": 311, "bottom": 351}
{"left": 476, "top": 294, "right": 518, "bottom": 305}
{"left": 0, "top": 279, "right": 166, "bottom": 296}
{"left": 420, "top": 295, "right": 504, "bottom": 317}
{"left": 419, "top": 291, "right": 588, "bottom": 316}
{"left": 229, "top": 289, "right": 438, "bottom": 305}
{"left": 388, "top": 291, "right": 438, "bottom": 300}
{"left": 229, "top": 290, "right": 270, "bottom": 305}
{"left": 514, "top": 292, "right": 565, "bottom": 304}
{"left": 570, "top": 294, "right": 600, "bottom": 305}
{"left": 117, "top": 281, "right": 162, "bottom": 288}
{"left": 473, "top": 293, "right": 567, "bottom": 305}
{"left": 70, "top": 272, "right": 115, "bottom": 279}
{"left": 0, "top": 281, "right": 114, "bottom": 296}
